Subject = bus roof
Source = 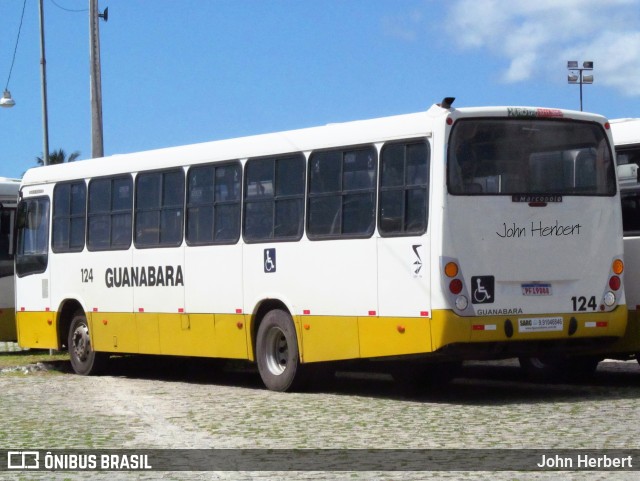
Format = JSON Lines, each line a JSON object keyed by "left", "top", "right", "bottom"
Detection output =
{"left": 0, "top": 178, "right": 20, "bottom": 196}
{"left": 21, "top": 103, "right": 609, "bottom": 186}
{"left": 610, "top": 118, "right": 640, "bottom": 147}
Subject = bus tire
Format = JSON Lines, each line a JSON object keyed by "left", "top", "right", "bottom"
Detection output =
{"left": 256, "top": 309, "right": 303, "bottom": 392}
{"left": 68, "top": 311, "right": 108, "bottom": 375}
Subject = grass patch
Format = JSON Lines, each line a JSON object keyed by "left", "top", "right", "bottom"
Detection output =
{"left": 0, "top": 349, "right": 70, "bottom": 369}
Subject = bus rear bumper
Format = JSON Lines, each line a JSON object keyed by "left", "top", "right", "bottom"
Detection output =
{"left": 429, "top": 306, "right": 627, "bottom": 359}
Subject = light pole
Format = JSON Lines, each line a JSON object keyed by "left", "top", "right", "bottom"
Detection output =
{"left": 567, "top": 60, "right": 594, "bottom": 112}
{"left": 39, "top": 0, "right": 50, "bottom": 166}
{"left": 90, "top": 0, "right": 107, "bottom": 159}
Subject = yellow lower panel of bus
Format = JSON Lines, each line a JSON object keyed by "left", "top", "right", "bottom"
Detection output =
{"left": 358, "top": 316, "right": 431, "bottom": 358}
{"left": 0, "top": 308, "right": 17, "bottom": 342}
{"left": 430, "top": 306, "right": 628, "bottom": 350}
{"left": 159, "top": 313, "right": 215, "bottom": 357}
{"left": 136, "top": 313, "right": 161, "bottom": 354}
{"left": 90, "top": 312, "right": 249, "bottom": 359}
{"left": 16, "top": 311, "right": 58, "bottom": 349}
{"left": 299, "top": 315, "right": 432, "bottom": 362}
{"left": 300, "top": 316, "right": 360, "bottom": 363}
{"left": 89, "top": 312, "right": 138, "bottom": 353}
{"left": 590, "top": 308, "right": 640, "bottom": 355}
{"left": 156, "top": 313, "right": 248, "bottom": 359}
{"left": 214, "top": 314, "right": 248, "bottom": 359}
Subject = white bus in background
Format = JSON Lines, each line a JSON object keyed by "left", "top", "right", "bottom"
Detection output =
{"left": 14, "top": 99, "right": 626, "bottom": 391}
{"left": 0, "top": 177, "right": 20, "bottom": 342}
{"left": 607, "top": 118, "right": 640, "bottom": 363}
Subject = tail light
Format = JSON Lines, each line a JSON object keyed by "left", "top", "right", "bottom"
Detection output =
{"left": 609, "top": 276, "right": 621, "bottom": 291}
{"left": 449, "top": 279, "right": 463, "bottom": 294}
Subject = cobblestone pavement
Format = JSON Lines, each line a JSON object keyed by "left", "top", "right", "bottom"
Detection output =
{"left": 1, "top": 356, "right": 640, "bottom": 481}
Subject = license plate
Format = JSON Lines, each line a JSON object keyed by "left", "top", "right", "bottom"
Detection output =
{"left": 518, "top": 317, "right": 563, "bottom": 333}
{"left": 521, "top": 283, "right": 552, "bottom": 296}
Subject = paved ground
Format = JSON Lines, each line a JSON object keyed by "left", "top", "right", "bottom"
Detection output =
{"left": 2, "top": 355, "right": 640, "bottom": 480}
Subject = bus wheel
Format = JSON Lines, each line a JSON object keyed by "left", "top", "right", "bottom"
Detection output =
{"left": 256, "top": 309, "right": 303, "bottom": 392}
{"left": 68, "top": 311, "right": 107, "bottom": 375}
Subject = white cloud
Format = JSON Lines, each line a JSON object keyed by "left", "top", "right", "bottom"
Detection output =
{"left": 445, "top": 0, "right": 640, "bottom": 96}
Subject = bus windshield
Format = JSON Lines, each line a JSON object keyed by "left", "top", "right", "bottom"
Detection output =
{"left": 448, "top": 118, "right": 616, "bottom": 196}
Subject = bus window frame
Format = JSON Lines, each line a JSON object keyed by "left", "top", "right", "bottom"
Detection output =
{"left": 186, "top": 160, "right": 242, "bottom": 247}
{"left": 0, "top": 202, "right": 15, "bottom": 279}
{"left": 306, "top": 144, "right": 377, "bottom": 241}
{"left": 378, "top": 138, "right": 430, "bottom": 237}
{"left": 447, "top": 118, "right": 617, "bottom": 197}
{"left": 87, "top": 174, "right": 134, "bottom": 252}
{"left": 134, "top": 167, "right": 185, "bottom": 249}
{"left": 52, "top": 180, "right": 87, "bottom": 254}
{"left": 243, "top": 153, "right": 306, "bottom": 244}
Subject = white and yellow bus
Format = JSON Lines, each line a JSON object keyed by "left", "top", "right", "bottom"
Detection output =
{"left": 15, "top": 99, "right": 626, "bottom": 390}
{"left": 0, "top": 177, "right": 20, "bottom": 342}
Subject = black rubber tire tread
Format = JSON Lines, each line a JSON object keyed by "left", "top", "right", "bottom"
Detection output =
{"left": 67, "top": 310, "right": 108, "bottom": 375}
{"left": 255, "top": 309, "right": 304, "bottom": 392}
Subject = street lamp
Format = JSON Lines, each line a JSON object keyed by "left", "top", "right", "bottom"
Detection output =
{"left": 0, "top": 89, "right": 15, "bottom": 108}
{"left": 567, "top": 60, "right": 594, "bottom": 111}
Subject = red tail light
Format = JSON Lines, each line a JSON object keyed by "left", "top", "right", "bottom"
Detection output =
{"left": 450, "top": 279, "right": 463, "bottom": 294}
{"left": 609, "top": 276, "right": 621, "bottom": 291}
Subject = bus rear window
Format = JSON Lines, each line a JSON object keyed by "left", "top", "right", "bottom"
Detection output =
{"left": 448, "top": 119, "right": 616, "bottom": 196}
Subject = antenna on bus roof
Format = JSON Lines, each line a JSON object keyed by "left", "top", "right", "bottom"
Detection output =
{"left": 438, "top": 97, "right": 455, "bottom": 109}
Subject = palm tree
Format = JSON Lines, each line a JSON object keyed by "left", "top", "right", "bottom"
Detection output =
{"left": 36, "top": 148, "right": 80, "bottom": 166}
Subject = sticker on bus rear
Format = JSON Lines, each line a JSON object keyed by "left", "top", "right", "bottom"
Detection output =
{"left": 471, "top": 276, "right": 494, "bottom": 304}
{"left": 518, "top": 317, "right": 563, "bottom": 333}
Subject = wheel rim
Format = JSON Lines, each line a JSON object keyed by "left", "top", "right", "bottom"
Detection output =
{"left": 71, "top": 323, "right": 91, "bottom": 363}
{"left": 264, "top": 326, "right": 288, "bottom": 376}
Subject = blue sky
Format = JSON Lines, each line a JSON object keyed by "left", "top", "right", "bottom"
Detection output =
{"left": 1, "top": 0, "right": 639, "bottom": 179}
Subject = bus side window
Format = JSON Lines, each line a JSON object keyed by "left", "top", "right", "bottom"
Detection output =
{"left": 622, "top": 194, "right": 640, "bottom": 234}
{"left": 135, "top": 169, "right": 184, "bottom": 248}
{"left": 379, "top": 139, "right": 429, "bottom": 236}
{"left": 308, "top": 147, "right": 376, "bottom": 239}
{"left": 0, "top": 206, "right": 10, "bottom": 259}
{"left": 88, "top": 175, "right": 133, "bottom": 251}
{"left": 0, "top": 205, "right": 13, "bottom": 279}
{"left": 52, "top": 181, "right": 86, "bottom": 253}
{"left": 243, "top": 154, "right": 304, "bottom": 243}
{"left": 187, "top": 162, "right": 241, "bottom": 246}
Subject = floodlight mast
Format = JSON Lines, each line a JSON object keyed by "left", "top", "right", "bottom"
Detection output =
{"left": 567, "top": 60, "right": 594, "bottom": 111}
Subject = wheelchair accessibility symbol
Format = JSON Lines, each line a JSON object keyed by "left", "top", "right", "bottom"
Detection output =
{"left": 471, "top": 276, "right": 494, "bottom": 304}
{"left": 264, "top": 248, "right": 276, "bottom": 273}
